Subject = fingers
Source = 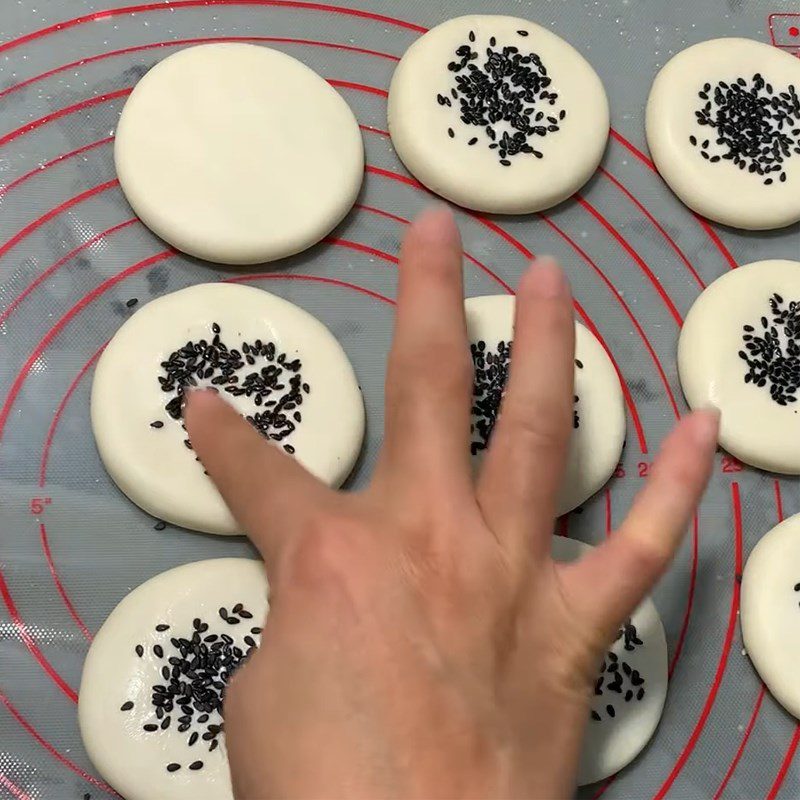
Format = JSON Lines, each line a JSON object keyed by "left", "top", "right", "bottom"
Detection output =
{"left": 184, "top": 389, "right": 330, "bottom": 565}
{"left": 380, "top": 206, "right": 473, "bottom": 488}
{"left": 477, "top": 258, "right": 575, "bottom": 554}
{"left": 559, "top": 410, "right": 719, "bottom": 637}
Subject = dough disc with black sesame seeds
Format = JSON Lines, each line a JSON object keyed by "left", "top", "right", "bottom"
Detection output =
{"left": 79, "top": 558, "right": 268, "bottom": 800}
{"left": 678, "top": 260, "right": 800, "bottom": 474}
{"left": 551, "top": 537, "right": 668, "bottom": 785}
{"left": 387, "top": 15, "right": 609, "bottom": 214}
{"left": 646, "top": 38, "right": 800, "bottom": 230}
{"left": 465, "top": 295, "right": 625, "bottom": 515}
{"left": 91, "top": 283, "right": 365, "bottom": 535}
{"left": 741, "top": 513, "right": 800, "bottom": 720}
{"left": 114, "top": 43, "right": 364, "bottom": 264}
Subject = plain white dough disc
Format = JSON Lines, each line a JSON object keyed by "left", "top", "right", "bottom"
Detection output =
{"left": 387, "top": 16, "right": 609, "bottom": 213}
{"left": 646, "top": 38, "right": 800, "bottom": 230}
{"left": 741, "top": 512, "right": 800, "bottom": 719}
{"left": 550, "top": 536, "right": 668, "bottom": 785}
{"left": 79, "top": 558, "right": 268, "bottom": 800}
{"left": 465, "top": 295, "right": 625, "bottom": 515}
{"left": 678, "top": 260, "right": 800, "bottom": 474}
{"left": 92, "top": 283, "right": 365, "bottom": 534}
{"left": 114, "top": 43, "right": 364, "bottom": 264}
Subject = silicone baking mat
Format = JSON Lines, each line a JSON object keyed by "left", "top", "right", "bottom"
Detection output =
{"left": 1, "top": 1, "right": 799, "bottom": 798}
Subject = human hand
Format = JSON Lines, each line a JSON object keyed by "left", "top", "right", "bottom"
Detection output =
{"left": 185, "top": 206, "right": 719, "bottom": 800}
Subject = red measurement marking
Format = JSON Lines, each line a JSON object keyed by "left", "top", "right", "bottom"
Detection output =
{"left": 576, "top": 194, "right": 684, "bottom": 325}
{"left": 0, "top": 37, "right": 399, "bottom": 102}
{"left": 0, "top": 137, "right": 113, "bottom": 198}
{"left": 0, "top": 690, "right": 118, "bottom": 794}
{"left": 721, "top": 455, "right": 744, "bottom": 473}
{"left": 0, "top": 90, "right": 130, "bottom": 149}
{"left": 0, "top": 0, "right": 426, "bottom": 58}
{"left": 598, "top": 166, "right": 705, "bottom": 289}
{"left": 614, "top": 463, "right": 626, "bottom": 478}
{"left": 768, "top": 726, "right": 800, "bottom": 800}
{"left": 791, "top": 26, "right": 800, "bottom": 37}
{"left": 652, "top": 482, "right": 743, "bottom": 800}
{"left": 28, "top": 498, "right": 51, "bottom": 515}
{"left": 607, "top": 130, "right": 739, "bottom": 270}
{"left": 637, "top": 461, "right": 652, "bottom": 477}
{"left": 0, "top": 180, "right": 120, "bottom": 263}
{"left": 668, "top": 514, "right": 699, "bottom": 676}
{"left": 0, "top": 773, "right": 32, "bottom": 800}
{"left": 713, "top": 685, "right": 766, "bottom": 800}
{"left": 540, "top": 214, "right": 681, "bottom": 423}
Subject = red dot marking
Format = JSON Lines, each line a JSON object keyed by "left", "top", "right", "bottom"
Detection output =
{"left": 0, "top": 690, "right": 117, "bottom": 795}
{"left": 651, "top": 482, "right": 744, "bottom": 800}
{"left": 0, "top": 0, "right": 426, "bottom": 58}
{"left": 789, "top": 25, "right": 799, "bottom": 37}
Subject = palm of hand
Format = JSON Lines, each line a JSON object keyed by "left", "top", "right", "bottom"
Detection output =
{"left": 186, "top": 207, "right": 718, "bottom": 799}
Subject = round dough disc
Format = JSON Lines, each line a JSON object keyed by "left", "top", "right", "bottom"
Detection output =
{"left": 387, "top": 16, "right": 609, "bottom": 214}
{"left": 678, "top": 260, "right": 800, "bottom": 474}
{"left": 92, "top": 283, "right": 365, "bottom": 534}
{"left": 550, "top": 536, "right": 668, "bottom": 785}
{"left": 466, "top": 295, "right": 625, "bottom": 515}
{"left": 741, "top": 512, "right": 800, "bottom": 719}
{"left": 79, "top": 558, "right": 268, "bottom": 800}
{"left": 646, "top": 38, "right": 800, "bottom": 230}
{"left": 115, "top": 43, "right": 364, "bottom": 264}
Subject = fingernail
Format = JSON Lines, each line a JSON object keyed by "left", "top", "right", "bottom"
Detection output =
{"left": 523, "top": 256, "right": 568, "bottom": 298}
{"left": 182, "top": 387, "right": 218, "bottom": 416}
{"left": 412, "top": 204, "right": 460, "bottom": 246}
{"left": 692, "top": 408, "right": 721, "bottom": 448}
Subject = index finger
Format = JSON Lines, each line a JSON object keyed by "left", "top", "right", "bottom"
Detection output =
{"left": 185, "top": 389, "right": 330, "bottom": 565}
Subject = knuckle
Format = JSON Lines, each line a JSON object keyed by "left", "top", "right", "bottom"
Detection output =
{"left": 395, "top": 342, "right": 472, "bottom": 394}
{"left": 284, "top": 513, "right": 377, "bottom": 603}
{"left": 500, "top": 400, "right": 570, "bottom": 452}
{"left": 623, "top": 535, "right": 672, "bottom": 578}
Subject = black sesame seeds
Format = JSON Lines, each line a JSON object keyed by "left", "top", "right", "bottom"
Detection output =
{"left": 441, "top": 30, "right": 564, "bottom": 165}
{"left": 690, "top": 75, "right": 800, "bottom": 184}
{"left": 591, "top": 619, "right": 646, "bottom": 722}
{"left": 739, "top": 294, "right": 800, "bottom": 406}
{"left": 470, "top": 341, "right": 581, "bottom": 454}
{"left": 131, "top": 605, "right": 261, "bottom": 774}
{"left": 155, "top": 322, "right": 309, "bottom": 454}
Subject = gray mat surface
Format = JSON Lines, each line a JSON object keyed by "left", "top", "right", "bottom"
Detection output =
{"left": 1, "top": 1, "right": 799, "bottom": 797}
